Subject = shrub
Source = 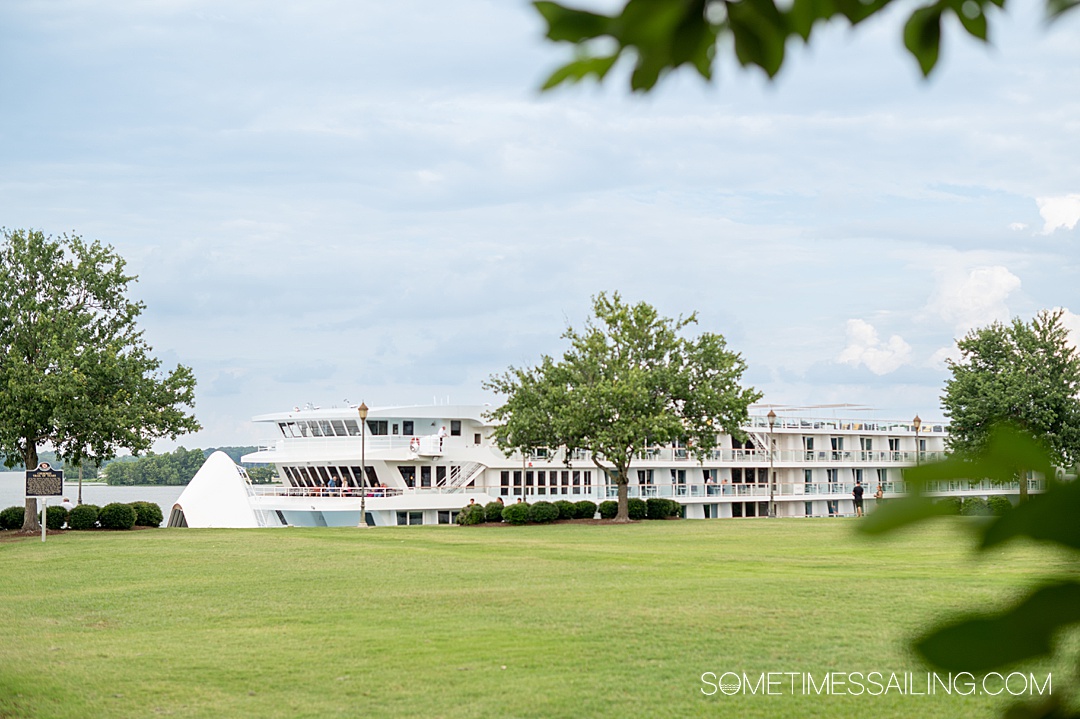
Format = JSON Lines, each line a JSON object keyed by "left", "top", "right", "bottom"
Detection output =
{"left": 573, "top": 500, "right": 597, "bottom": 519}
{"left": 554, "top": 500, "right": 577, "bottom": 520}
{"left": 68, "top": 504, "right": 99, "bottom": 530}
{"left": 937, "top": 497, "right": 962, "bottom": 515}
{"left": 961, "top": 497, "right": 990, "bottom": 516}
{"left": 528, "top": 501, "right": 560, "bottom": 524}
{"left": 501, "top": 502, "right": 530, "bottom": 525}
{"left": 987, "top": 495, "right": 1013, "bottom": 516}
{"left": 129, "top": 501, "right": 164, "bottom": 527}
{"left": 667, "top": 499, "right": 684, "bottom": 518}
{"left": 98, "top": 502, "right": 137, "bottom": 530}
{"left": 645, "top": 497, "right": 669, "bottom": 519}
{"left": 456, "top": 503, "right": 486, "bottom": 525}
{"left": 484, "top": 501, "right": 506, "bottom": 523}
{"left": 0, "top": 505, "right": 24, "bottom": 530}
{"left": 598, "top": 500, "right": 618, "bottom": 519}
{"left": 627, "top": 498, "right": 647, "bottom": 520}
{"left": 45, "top": 505, "right": 68, "bottom": 530}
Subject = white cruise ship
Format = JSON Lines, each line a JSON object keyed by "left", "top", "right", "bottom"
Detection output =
{"left": 168, "top": 404, "right": 1039, "bottom": 528}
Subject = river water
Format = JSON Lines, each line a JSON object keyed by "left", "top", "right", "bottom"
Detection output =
{"left": 0, "top": 471, "right": 186, "bottom": 518}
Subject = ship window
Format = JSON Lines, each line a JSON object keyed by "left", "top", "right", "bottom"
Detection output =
{"left": 436, "top": 466, "right": 446, "bottom": 485}
{"left": 295, "top": 422, "right": 309, "bottom": 437}
{"left": 500, "top": 471, "right": 510, "bottom": 496}
{"left": 364, "top": 466, "right": 379, "bottom": 486}
{"left": 438, "top": 510, "right": 460, "bottom": 525}
{"left": 397, "top": 511, "right": 423, "bottom": 526}
{"left": 308, "top": 421, "right": 322, "bottom": 437}
{"left": 367, "top": 420, "right": 388, "bottom": 436}
{"left": 474, "top": 433, "right": 481, "bottom": 445}
{"left": 525, "top": 471, "right": 533, "bottom": 490}
{"left": 315, "top": 466, "right": 330, "bottom": 485}
{"left": 348, "top": 467, "right": 364, "bottom": 486}
{"left": 344, "top": 419, "right": 361, "bottom": 436}
{"left": 319, "top": 420, "right": 334, "bottom": 436}
{"left": 392, "top": 423, "right": 399, "bottom": 435}
{"left": 537, "top": 471, "right": 546, "bottom": 495}
{"left": 732, "top": 502, "right": 744, "bottom": 518}
{"left": 278, "top": 423, "right": 289, "bottom": 437}
{"left": 282, "top": 466, "right": 296, "bottom": 485}
{"left": 331, "top": 420, "right": 347, "bottom": 437}
{"left": 450, "top": 421, "right": 461, "bottom": 436}
{"left": 399, "top": 466, "right": 416, "bottom": 488}
{"left": 583, "top": 471, "right": 592, "bottom": 489}
{"left": 403, "top": 421, "right": 414, "bottom": 435}
{"left": 421, "top": 466, "right": 432, "bottom": 488}
{"left": 513, "top": 470, "right": 522, "bottom": 494}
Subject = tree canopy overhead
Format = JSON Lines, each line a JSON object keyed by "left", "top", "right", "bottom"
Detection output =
{"left": 942, "top": 309, "right": 1080, "bottom": 471}
{"left": 0, "top": 228, "right": 200, "bottom": 530}
{"left": 534, "top": 0, "right": 1078, "bottom": 92}
{"left": 484, "top": 292, "right": 761, "bottom": 521}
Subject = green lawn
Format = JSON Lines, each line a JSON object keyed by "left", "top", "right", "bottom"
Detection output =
{"left": 0, "top": 520, "right": 1069, "bottom": 718}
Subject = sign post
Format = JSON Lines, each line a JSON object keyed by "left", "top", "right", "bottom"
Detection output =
{"left": 26, "top": 463, "right": 63, "bottom": 543}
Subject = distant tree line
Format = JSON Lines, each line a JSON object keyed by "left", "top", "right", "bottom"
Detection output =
{"left": 101, "top": 447, "right": 271, "bottom": 486}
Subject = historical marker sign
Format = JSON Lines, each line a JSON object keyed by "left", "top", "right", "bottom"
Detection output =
{"left": 26, "top": 462, "right": 63, "bottom": 497}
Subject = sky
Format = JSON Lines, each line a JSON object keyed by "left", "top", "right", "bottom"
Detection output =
{"left": 1, "top": 0, "right": 1078, "bottom": 450}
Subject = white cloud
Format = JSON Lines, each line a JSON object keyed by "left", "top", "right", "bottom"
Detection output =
{"left": 1008, "top": 222, "right": 1027, "bottom": 231}
{"left": 1036, "top": 194, "right": 1080, "bottom": 234}
{"left": 837, "top": 319, "right": 912, "bottom": 375}
{"left": 928, "top": 265, "right": 1021, "bottom": 335}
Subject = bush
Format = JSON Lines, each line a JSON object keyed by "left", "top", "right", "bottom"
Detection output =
{"left": 645, "top": 497, "right": 669, "bottom": 519}
{"left": 554, "top": 500, "right": 576, "bottom": 520}
{"left": 667, "top": 499, "right": 684, "bottom": 518}
{"left": 501, "top": 502, "right": 530, "bottom": 525}
{"left": 961, "top": 497, "right": 990, "bottom": 516}
{"left": 484, "top": 501, "right": 505, "bottom": 523}
{"left": 98, "top": 502, "right": 137, "bottom": 530}
{"left": 937, "top": 497, "right": 962, "bottom": 515}
{"left": 68, "top": 504, "right": 99, "bottom": 530}
{"left": 456, "top": 503, "right": 486, "bottom": 526}
{"left": 627, "top": 498, "right": 647, "bottom": 520}
{"left": 598, "top": 500, "right": 618, "bottom": 519}
{"left": 987, "top": 495, "right": 1013, "bottom": 516}
{"left": 130, "top": 501, "right": 164, "bottom": 527}
{"left": 0, "top": 505, "right": 24, "bottom": 530}
{"left": 45, "top": 505, "right": 68, "bottom": 530}
{"left": 527, "top": 501, "right": 560, "bottom": 524}
{"left": 573, "top": 500, "right": 597, "bottom": 519}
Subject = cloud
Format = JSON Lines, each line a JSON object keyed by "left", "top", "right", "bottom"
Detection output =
{"left": 837, "top": 319, "right": 912, "bottom": 375}
{"left": 928, "top": 265, "right": 1021, "bottom": 335}
{"left": 1036, "top": 194, "right": 1080, "bottom": 234}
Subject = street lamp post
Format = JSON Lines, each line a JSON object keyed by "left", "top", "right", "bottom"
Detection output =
{"left": 358, "top": 402, "right": 369, "bottom": 528}
{"left": 767, "top": 410, "right": 776, "bottom": 518}
{"left": 912, "top": 414, "right": 922, "bottom": 468}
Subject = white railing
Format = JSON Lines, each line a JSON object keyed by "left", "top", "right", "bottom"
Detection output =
{"left": 632, "top": 448, "right": 946, "bottom": 464}
{"left": 745, "top": 416, "right": 947, "bottom": 434}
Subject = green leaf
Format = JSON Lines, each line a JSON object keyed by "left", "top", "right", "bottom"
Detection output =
{"left": 1047, "top": 0, "right": 1080, "bottom": 18}
{"left": 728, "top": 0, "right": 789, "bottom": 76}
{"left": 981, "top": 478, "right": 1080, "bottom": 550}
{"left": 915, "top": 582, "right": 1080, "bottom": 672}
{"left": 542, "top": 54, "right": 620, "bottom": 89}
{"left": 857, "top": 495, "right": 958, "bottom": 535}
{"left": 903, "top": 3, "right": 943, "bottom": 76}
{"left": 534, "top": 1, "right": 612, "bottom": 42}
{"left": 952, "top": 0, "right": 988, "bottom": 41}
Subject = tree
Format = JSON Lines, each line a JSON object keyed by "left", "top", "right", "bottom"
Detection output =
{"left": 484, "top": 292, "right": 761, "bottom": 522}
{"left": 533, "top": 0, "right": 1078, "bottom": 92}
{"left": 0, "top": 229, "right": 200, "bottom": 531}
{"left": 941, "top": 309, "right": 1080, "bottom": 500}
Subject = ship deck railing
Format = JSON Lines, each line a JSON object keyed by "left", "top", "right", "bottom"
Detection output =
{"left": 248, "top": 478, "right": 1046, "bottom": 500}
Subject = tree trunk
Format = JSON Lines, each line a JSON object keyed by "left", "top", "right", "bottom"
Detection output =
{"left": 614, "top": 471, "right": 630, "bottom": 522}
{"left": 21, "top": 443, "right": 40, "bottom": 532}
{"left": 1019, "top": 471, "right": 1029, "bottom": 504}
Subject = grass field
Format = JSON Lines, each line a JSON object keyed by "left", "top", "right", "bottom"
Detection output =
{"left": 0, "top": 519, "right": 1069, "bottom": 718}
